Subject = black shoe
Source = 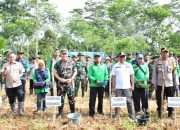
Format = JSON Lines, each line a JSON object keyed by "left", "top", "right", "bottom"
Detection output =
{"left": 158, "top": 111, "right": 162, "bottom": 118}
{"left": 168, "top": 111, "right": 173, "bottom": 118}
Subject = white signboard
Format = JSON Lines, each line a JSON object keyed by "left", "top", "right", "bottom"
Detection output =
{"left": 46, "top": 96, "right": 61, "bottom": 107}
{"left": 168, "top": 97, "right": 180, "bottom": 108}
{"left": 0, "top": 96, "right": 2, "bottom": 107}
{"left": 111, "top": 97, "right": 126, "bottom": 108}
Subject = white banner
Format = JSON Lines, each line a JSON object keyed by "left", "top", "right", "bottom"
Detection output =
{"left": 168, "top": 97, "right": 180, "bottom": 108}
{"left": 46, "top": 96, "right": 61, "bottom": 107}
{"left": 111, "top": 97, "right": 126, "bottom": 108}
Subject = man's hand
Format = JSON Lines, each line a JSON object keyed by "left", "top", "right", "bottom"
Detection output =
{"left": 153, "top": 84, "right": 157, "bottom": 90}
{"left": 96, "top": 80, "right": 99, "bottom": 84}
{"left": 66, "top": 78, "right": 72, "bottom": 84}
{"left": 13, "top": 77, "right": 19, "bottom": 82}
{"left": 130, "top": 86, "right": 134, "bottom": 91}
{"left": 112, "top": 87, "right": 116, "bottom": 93}
{"left": 137, "top": 80, "right": 141, "bottom": 85}
{"left": 60, "top": 78, "right": 67, "bottom": 83}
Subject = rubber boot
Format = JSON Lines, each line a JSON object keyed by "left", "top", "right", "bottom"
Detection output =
{"left": 18, "top": 102, "right": 24, "bottom": 116}
{"left": 9, "top": 103, "right": 15, "bottom": 115}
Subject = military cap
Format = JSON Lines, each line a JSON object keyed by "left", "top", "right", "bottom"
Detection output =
{"left": 77, "top": 52, "right": 84, "bottom": 56}
{"left": 161, "top": 48, "right": 169, "bottom": 52}
{"left": 94, "top": 54, "right": 101, "bottom": 57}
{"left": 61, "top": 49, "right": 68, "bottom": 54}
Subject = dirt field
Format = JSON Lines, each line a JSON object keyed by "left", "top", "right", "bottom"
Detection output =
{"left": 0, "top": 84, "right": 180, "bottom": 130}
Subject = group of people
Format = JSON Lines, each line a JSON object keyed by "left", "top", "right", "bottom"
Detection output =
{"left": 0, "top": 47, "right": 180, "bottom": 121}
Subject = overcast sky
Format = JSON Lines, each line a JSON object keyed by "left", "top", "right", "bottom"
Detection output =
{"left": 49, "top": 0, "right": 171, "bottom": 18}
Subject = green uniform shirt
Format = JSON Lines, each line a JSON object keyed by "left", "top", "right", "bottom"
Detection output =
{"left": 33, "top": 68, "right": 50, "bottom": 93}
{"left": 88, "top": 63, "right": 108, "bottom": 87}
{"left": 76, "top": 59, "right": 87, "bottom": 79}
{"left": 126, "top": 59, "right": 133, "bottom": 65}
{"left": 133, "top": 63, "right": 149, "bottom": 88}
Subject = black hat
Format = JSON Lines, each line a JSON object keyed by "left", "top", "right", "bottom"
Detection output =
{"left": 119, "top": 52, "right": 125, "bottom": 56}
{"left": 17, "top": 51, "right": 24, "bottom": 54}
{"left": 77, "top": 52, "right": 84, "bottom": 56}
{"left": 72, "top": 55, "right": 76, "bottom": 58}
{"left": 31, "top": 56, "right": 36, "bottom": 60}
{"left": 94, "top": 54, "right": 101, "bottom": 57}
{"left": 127, "top": 52, "right": 132, "bottom": 55}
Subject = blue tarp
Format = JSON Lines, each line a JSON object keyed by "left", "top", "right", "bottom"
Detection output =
{"left": 69, "top": 52, "right": 106, "bottom": 60}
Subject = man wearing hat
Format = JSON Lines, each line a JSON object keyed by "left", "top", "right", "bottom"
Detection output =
{"left": 54, "top": 49, "right": 77, "bottom": 118}
{"left": 104, "top": 57, "right": 112, "bottom": 97}
{"left": 85, "top": 55, "right": 92, "bottom": 92}
{"left": 148, "top": 55, "right": 158, "bottom": 99}
{"left": 132, "top": 54, "right": 149, "bottom": 116}
{"left": 111, "top": 52, "right": 135, "bottom": 120}
{"left": 126, "top": 52, "right": 133, "bottom": 65}
{"left": 29, "top": 56, "right": 38, "bottom": 95}
{"left": 152, "top": 48, "right": 179, "bottom": 118}
{"left": 16, "top": 51, "right": 30, "bottom": 101}
{"left": 71, "top": 55, "right": 76, "bottom": 62}
{"left": 88, "top": 53, "right": 108, "bottom": 117}
{"left": 75, "top": 52, "right": 87, "bottom": 97}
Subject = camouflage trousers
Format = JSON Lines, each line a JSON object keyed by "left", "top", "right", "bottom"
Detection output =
{"left": 75, "top": 77, "right": 87, "bottom": 97}
{"left": 57, "top": 84, "right": 75, "bottom": 114}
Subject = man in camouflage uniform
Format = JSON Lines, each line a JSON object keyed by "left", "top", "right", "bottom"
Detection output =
{"left": 54, "top": 49, "right": 77, "bottom": 118}
{"left": 75, "top": 52, "right": 87, "bottom": 97}
{"left": 85, "top": 55, "right": 92, "bottom": 92}
{"left": 152, "top": 48, "right": 179, "bottom": 118}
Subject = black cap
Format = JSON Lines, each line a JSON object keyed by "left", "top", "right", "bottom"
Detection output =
{"left": 17, "top": 51, "right": 24, "bottom": 54}
{"left": 31, "top": 56, "right": 36, "bottom": 60}
{"left": 119, "top": 52, "right": 125, "bottom": 56}
{"left": 127, "top": 52, "right": 132, "bottom": 55}
{"left": 94, "top": 54, "right": 101, "bottom": 57}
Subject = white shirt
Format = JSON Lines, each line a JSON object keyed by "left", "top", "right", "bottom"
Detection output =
{"left": 2, "top": 62, "right": 24, "bottom": 88}
{"left": 111, "top": 62, "right": 134, "bottom": 89}
{"left": 30, "top": 63, "right": 38, "bottom": 79}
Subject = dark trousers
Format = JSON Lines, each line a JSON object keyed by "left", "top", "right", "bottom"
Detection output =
{"left": 133, "top": 87, "right": 148, "bottom": 113}
{"left": 89, "top": 87, "right": 104, "bottom": 116}
{"left": 156, "top": 86, "right": 173, "bottom": 112}
{"left": 6, "top": 85, "right": 24, "bottom": 104}
{"left": 29, "top": 79, "right": 34, "bottom": 90}
{"left": 21, "top": 79, "right": 26, "bottom": 101}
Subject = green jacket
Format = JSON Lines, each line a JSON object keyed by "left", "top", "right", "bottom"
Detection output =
{"left": 33, "top": 68, "right": 50, "bottom": 93}
{"left": 133, "top": 63, "right": 149, "bottom": 88}
{"left": 126, "top": 59, "right": 133, "bottom": 65}
{"left": 177, "top": 64, "right": 180, "bottom": 78}
{"left": 88, "top": 63, "right": 108, "bottom": 87}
